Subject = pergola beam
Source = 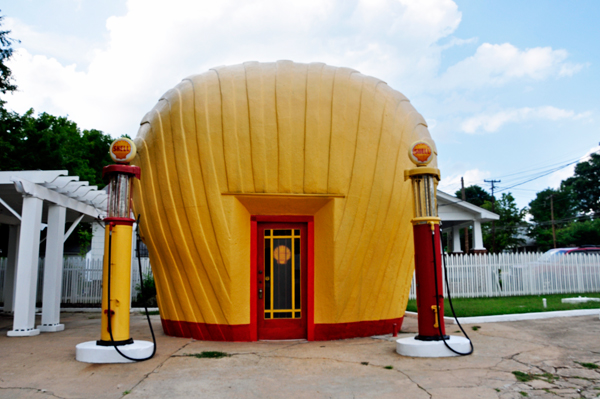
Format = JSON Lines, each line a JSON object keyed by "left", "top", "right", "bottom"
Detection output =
{"left": 64, "top": 213, "right": 85, "bottom": 242}
{"left": 12, "top": 178, "right": 102, "bottom": 219}
{"left": 0, "top": 170, "right": 68, "bottom": 185}
{"left": 0, "top": 196, "right": 21, "bottom": 220}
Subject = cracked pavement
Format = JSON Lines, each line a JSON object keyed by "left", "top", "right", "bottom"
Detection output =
{"left": 1, "top": 312, "right": 599, "bottom": 398}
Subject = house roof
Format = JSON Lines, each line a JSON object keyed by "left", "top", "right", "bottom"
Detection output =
{"left": 437, "top": 190, "right": 499, "bottom": 228}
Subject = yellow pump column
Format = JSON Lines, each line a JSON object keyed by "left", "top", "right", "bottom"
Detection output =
{"left": 100, "top": 223, "right": 134, "bottom": 343}
{"left": 76, "top": 137, "right": 154, "bottom": 363}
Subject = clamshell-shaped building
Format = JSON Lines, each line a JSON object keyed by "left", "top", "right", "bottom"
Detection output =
{"left": 132, "top": 61, "right": 437, "bottom": 341}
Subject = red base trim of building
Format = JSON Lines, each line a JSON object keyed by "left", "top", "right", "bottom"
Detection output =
{"left": 161, "top": 319, "right": 254, "bottom": 342}
{"left": 161, "top": 316, "right": 404, "bottom": 342}
{"left": 313, "top": 317, "right": 404, "bottom": 341}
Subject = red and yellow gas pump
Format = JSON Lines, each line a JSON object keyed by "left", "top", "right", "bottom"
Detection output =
{"left": 76, "top": 138, "right": 154, "bottom": 363}
{"left": 396, "top": 140, "right": 472, "bottom": 357}
{"left": 406, "top": 141, "right": 446, "bottom": 341}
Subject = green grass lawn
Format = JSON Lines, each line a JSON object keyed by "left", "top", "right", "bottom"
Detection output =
{"left": 405, "top": 292, "right": 600, "bottom": 317}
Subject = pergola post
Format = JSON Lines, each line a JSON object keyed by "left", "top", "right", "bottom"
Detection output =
{"left": 2, "top": 225, "right": 20, "bottom": 312}
{"left": 38, "top": 204, "right": 66, "bottom": 332}
{"left": 8, "top": 196, "right": 43, "bottom": 337}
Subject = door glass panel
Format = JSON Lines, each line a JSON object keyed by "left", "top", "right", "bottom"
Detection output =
{"left": 294, "top": 237, "right": 301, "bottom": 310}
{"left": 263, "top": 229, "right": 301, "bottom": 319}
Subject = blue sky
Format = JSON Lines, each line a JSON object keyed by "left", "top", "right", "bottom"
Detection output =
{"left": 2, "top": 0, "right": 599, "bottom": 210}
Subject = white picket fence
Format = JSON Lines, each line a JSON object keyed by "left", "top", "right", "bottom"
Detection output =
{"left": 0, "top": 257, "right": 152, "bottom": 305}
{"left": 408, "top": 252, "right": 600, "bottom": 299}
{"left": 3, "top": 252, "right": 600, "bottom": 305}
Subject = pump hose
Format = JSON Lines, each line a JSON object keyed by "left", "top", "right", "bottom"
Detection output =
{"left": 106, "top": 215, "right": 157, "bottom": 361}
{"left": 431, "top": 229, "right": 473, "bottom": 356}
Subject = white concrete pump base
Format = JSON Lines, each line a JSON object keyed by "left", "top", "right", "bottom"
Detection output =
{"left": 38, "top": 323, "right": 65, "bottom": 332}
{"left": 396, "top": 335, "right": 471, "bottom": 357}
{"left": 76, "top": 340, "right": 154, "bottom": 363}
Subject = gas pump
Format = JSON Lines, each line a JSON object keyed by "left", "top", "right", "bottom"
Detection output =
{"left": 76, "top": 138, "right": 155, "bottom": 363}
{"left": 396, "top": 140, "right": 472, "bottom": 357}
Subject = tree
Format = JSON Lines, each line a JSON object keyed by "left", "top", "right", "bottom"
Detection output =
{"left": 557, "top": 218, "right": 600, "bottom": 247}
{"left": 0, "top": 108, "right": 114, "bottom": 255}
{"left": 527, "top": 186, "right": 577, "bottom": 251}
{"left": 0, "top": 107, "right": 23, "bottom": 170}
{"left": 0, "top": 109, "right": 113, "bottom": 187}
{"left": 0, "top": 12, "right": 18, "bottom": 99}
{"left": 455, "top": 185, "right": 493, "bottom": 207}
{"left": 563, "top": 153, "right": 600, "bottom": 216}
{"left": 481, "top": 193, "right": 526, "bottom": 253}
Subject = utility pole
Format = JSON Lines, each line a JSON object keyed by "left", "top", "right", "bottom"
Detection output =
{"left": 461, "top": 177, "right": 469, "bottom": 253}
{"left": 547, "top": 194, "right": 557, "bottom": 249}
{"left": 484, "top": 179, "right": 501, "bottom": 253}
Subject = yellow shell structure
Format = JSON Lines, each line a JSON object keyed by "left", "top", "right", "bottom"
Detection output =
{"left": 132, "top": 61, "right": 437, "bottom": 341}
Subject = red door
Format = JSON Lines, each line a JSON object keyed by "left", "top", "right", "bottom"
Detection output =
{"left": 257, "top": 222, "right": 307, "bottom": 340}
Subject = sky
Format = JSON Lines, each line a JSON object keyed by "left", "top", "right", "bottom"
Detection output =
{"left": 2, "top": 0, "right": 599, "bottom": 210}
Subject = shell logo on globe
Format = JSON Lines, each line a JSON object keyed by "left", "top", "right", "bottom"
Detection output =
{"left": 110, "top": 138, "right": 136, "bottom": 164}
{"left": 409, "top": 141, "right": 434, "bottom": 166}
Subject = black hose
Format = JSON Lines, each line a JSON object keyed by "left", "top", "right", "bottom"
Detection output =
{"left": 106, "top": 216, "right": 156, "bottom": 362}
{"left": 431, "top": 228, "right": 473, "bottom": 356}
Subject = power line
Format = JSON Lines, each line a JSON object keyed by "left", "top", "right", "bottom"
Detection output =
{"left": 441, "top": 148, "right": 599, "bottom": 195}
{"left": 480, "top": 214, "right": 595, "bottom": 233}
{"left": 495, "top": 161, "right": 578, "bottom": 193}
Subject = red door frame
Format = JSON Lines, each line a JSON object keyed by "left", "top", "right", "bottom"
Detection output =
{"left": 250, "top": 215, "right": 314, "bottom": 341}
{"left": 257, "top": 222, "right": 307, "bottom": 339}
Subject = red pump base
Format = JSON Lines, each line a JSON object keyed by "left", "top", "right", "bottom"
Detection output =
{"left": 413, "top": 223, "right": 447, "bottom": 340}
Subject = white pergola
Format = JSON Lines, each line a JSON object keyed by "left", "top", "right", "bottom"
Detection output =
{"left": 0, "top": 171, "right": 107, "bottom": 336}
{"left": 437, "top": 190, "right": 499, "bottom": 253}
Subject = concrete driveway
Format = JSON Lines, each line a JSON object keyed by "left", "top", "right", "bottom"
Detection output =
{"left": 1, "top": 312, "right": 599, "bottom": 398}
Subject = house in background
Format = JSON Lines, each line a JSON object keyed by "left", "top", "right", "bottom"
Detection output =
{"left": 437, "top": 190, "right": 499, "bottom": 254}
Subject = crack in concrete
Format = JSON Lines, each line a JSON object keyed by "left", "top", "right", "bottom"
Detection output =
{"left": 480, "top": 329, "right": 600, "bottom": 357}
{"left": 0, "top": 386, "right": 66, "bottom": 399}
{"left": 392, "top": 369, "right": 432, "bottom": 398}
{"left": 496, "top": 350, "right": 600, "bottom": 398}
{"left": 218, "top": 351, "right": 435, "bottom": 398}
{"left": 118, "top": 339, "right": 194, "bottom": 398}
{"left": 490, "top": 352, "right": 561, "bottom": 395}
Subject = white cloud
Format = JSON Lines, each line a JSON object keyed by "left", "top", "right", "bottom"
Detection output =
{"left": 3, "top": 0, "right": 587, "bottom": 140}
{"left": 5, "top": 17, "right": 97, "bottom": 67}
{"left": 437, "top": 43, "right": 587, "bottom": 90}
{"left": 439, "top": 36, "right": 477, "bottom": 50}
{"left": 460, "top": 106, "right": 592, "bottom": 134}
{"left": 438, "top": 168, "right": 491, "bottom": 195}
{"left": 5, "top": 0, "right": 464, "bottom": 136}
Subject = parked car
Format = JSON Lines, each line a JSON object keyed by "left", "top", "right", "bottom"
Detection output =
{"left": 505, "top": 246, "right": 600, "bottom": 293}
{"left": 562, "top": 245, "right": 600, "bottom": 255}
{"left": 532, "top": 246, "right": 600, "bottom": 261}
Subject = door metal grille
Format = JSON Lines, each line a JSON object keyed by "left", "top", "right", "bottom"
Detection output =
{"left": 264, "top": 229, "right": 301, "bottom": 319}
